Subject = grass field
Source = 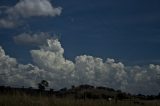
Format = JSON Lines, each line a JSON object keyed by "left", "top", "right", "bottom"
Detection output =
{"left": 0, "top": 93, "right": 160, "bottom": 106}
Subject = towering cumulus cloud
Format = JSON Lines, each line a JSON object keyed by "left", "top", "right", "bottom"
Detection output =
{"left": 31, "top": 39, "right": 75, "bottom": 88}
{"left": 0, "top": 46, "right": 46, "bottom": 87}
{"left": 0, "top": 38, "right": 160, "bottom": 94}
{"left": 30, "top": 38, "right": 160, "bottom": 94}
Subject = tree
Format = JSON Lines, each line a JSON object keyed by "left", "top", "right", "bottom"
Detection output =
{"left": 156, "top": 92, "right": 160, "bottom": 99}
{"left": 38, "top": 80, "right": 49, "bottom": 91}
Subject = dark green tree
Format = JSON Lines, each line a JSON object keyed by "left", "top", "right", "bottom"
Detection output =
{"left": 38, "top": 80, "right": 49, "bottom": 91}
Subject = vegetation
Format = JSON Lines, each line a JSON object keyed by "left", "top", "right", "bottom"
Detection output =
{"left": 0, "top": 83, "right": 160, "bottom": 106}
{"left": 38, "top": 80, "right": 49, "bottom": 91}
{"left": 0, "top": 93, "right": 160, "bottom": 106}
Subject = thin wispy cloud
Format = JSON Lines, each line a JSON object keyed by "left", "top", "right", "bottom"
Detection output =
{"left": 0, "top": 19, "right": 17, "bottom": 28}
{"left": 14, "top": 32, "right": 53, "bottom": 45}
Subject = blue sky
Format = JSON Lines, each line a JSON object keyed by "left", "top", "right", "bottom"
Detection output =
{"left": 0, "top": 0, "right": 160, "bottom": 94}
{"left": 0, "top": 0, "right": 160, "bottom": 65}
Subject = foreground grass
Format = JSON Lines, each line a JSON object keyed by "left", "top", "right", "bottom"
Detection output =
{"left": 0, "top": 93, "right": 160, "bottom": 106}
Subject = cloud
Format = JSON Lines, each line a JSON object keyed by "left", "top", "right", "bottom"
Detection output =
{"left": 6, "top": 0, "right": 62, "bottom": 18}
{"left": 124, "top": 65, "right": 160, "bottom": 94}
{"left": 0, "top": 38, "right": 160, "bottom": 94}
{"left": 0, "top": 0, "right": 62, "bottom": 28}
{"left": 74, "top": 56, "right": 127, "bottom": 90}
{"left": 14, "top": 32, "right": 53, "bottom": 45}
{"left": 31, "top": 39, "right": 75, "bottom": 88}
{"left": 30, "top": 38, "right": 160, "bottom": 94}
{"left": 0, "top": 6, "right": 9, "bottom": 9}
{"left": 0, "top": 46, "right": 46, "bottom": 87}
{"left": 0, "top": 19, "right": 17, "bottom": 28}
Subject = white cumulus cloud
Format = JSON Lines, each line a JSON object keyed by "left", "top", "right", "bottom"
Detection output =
{"left": 0, "top": 0, "right": 62, "bottom": 28}
{"left": 0, "top": 46, "right": 46, "bottom": 87}
{"left": 31, "top": 39, "right": 75, "bottom": 88}
{"left": 6, "top": 0, "right": 62, "bottom": 18}
{"left": 30, "top": 38, "right": 160, "bottom": 94}
{"left": 0, "top": 37, "right": 160, "bottom": 94}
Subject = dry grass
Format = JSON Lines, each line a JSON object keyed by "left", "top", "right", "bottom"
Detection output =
{"left": 0, "top": 93, "right": 159, "bottom": 106}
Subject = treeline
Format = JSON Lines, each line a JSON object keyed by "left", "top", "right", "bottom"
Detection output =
{"left": 0, "top": 84, "right": 160, "bottom": 101}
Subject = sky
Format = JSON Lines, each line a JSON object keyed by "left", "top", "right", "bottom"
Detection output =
{"left": 0, "top": 0, "right": 160, "bottom": 95}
